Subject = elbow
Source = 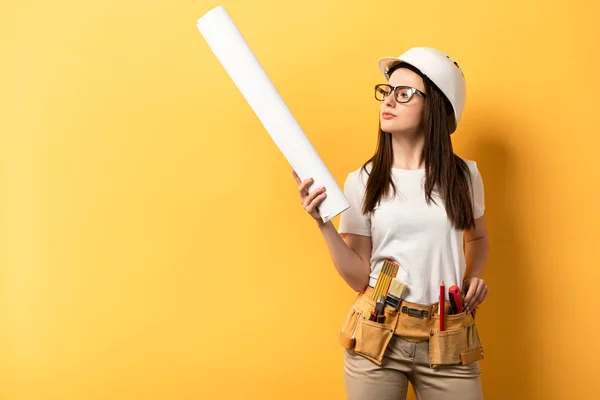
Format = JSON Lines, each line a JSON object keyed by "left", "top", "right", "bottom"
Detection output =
{"left": 344, "top": 274, "right": 368, "bottom": 293}
{"left": 352, "top": 283, "right": 368, "bottom": 293}
{"left": 351, "top": 273, "right": 370, "bottom": 293}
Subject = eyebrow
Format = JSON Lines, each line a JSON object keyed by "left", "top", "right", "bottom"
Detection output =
{"left": 388, "top": 83, "right": 423, "bottom": 90}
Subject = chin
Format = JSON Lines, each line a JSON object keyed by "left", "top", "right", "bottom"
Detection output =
{"left": 381, "top": 122, "right": 417, "bottom": 135}
{"left": 381, "top": 120, "right": 403, "bottom": 131}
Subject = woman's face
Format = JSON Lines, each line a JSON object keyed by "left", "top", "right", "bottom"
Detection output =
{"left": 380, "top": 67, "right": 426, "bottom": 135}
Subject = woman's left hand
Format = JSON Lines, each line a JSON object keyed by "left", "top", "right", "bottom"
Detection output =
{"left": 462, "top": 277, "right": 488, "bottom": 313}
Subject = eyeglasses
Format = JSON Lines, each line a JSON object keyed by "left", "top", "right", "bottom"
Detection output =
{"left": 374, "top": 84, "right": 427, "bottom": 103}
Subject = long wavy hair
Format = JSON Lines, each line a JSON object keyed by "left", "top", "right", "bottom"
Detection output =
{"left": 359, "top": 62, "right": 476, "bottom": 231}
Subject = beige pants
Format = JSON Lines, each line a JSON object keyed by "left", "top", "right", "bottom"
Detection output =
{"left": 343, "top": 334, "right": 483, "bottom": 400}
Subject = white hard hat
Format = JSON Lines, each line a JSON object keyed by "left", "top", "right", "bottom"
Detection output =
{"left": 378, "top": 47, "right": 466, "bottom": 133}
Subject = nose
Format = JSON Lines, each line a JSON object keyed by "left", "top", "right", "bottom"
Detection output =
{"left": 383, "top": 89, "right": 396, "bottom": 107}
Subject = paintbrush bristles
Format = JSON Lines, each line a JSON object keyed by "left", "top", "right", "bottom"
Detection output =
{"left": 388, "top": 278, "right": 407, "bottom": 299}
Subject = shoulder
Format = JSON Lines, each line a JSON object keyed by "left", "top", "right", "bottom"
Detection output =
{"left": 457, "top": 156, "right": 480, "bottom": 178}
{"left": 345, "top": 161, "right": 373, "bottom": 189}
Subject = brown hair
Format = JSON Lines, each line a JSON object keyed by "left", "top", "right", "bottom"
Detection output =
{"left": 359, "top": 62, "right": 476, "bottom": 231}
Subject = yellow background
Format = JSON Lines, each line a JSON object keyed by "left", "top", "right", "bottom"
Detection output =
{"left": 2, "top": 0, "right": 598, "bottom": 399}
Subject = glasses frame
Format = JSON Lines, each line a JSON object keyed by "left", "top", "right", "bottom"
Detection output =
{"left": 374, "top": 84, "right": 427, "bottom": 103}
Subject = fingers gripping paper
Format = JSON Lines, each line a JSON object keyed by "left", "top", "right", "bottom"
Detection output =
{"left": 197, "top": 6, "right": 350, "bottom": 223}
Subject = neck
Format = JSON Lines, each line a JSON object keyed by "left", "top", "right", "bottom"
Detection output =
{"left": 390, "top": 131, "right": 425, "bottom": 169}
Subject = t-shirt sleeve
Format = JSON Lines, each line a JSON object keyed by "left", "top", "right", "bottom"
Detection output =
{"left": 337, "top": 171, "right": 372, "bottom": 236}
{"left": 471, "top": 161, "right": 485, "bottom": 219}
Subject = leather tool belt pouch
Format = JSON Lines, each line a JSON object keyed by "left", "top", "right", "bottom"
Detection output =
{"left": 338, "top": 291, "right": 399, "bottom": 365}
{"left": 338, "top": 286, "right": 484, "bottom": 368}
{"left": 429, "top": 308, "right": 484, "bottom": 368}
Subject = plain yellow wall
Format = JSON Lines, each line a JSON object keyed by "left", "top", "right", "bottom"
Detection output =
{"left": 2, "top": 0, "right": 599, "bottom": 399}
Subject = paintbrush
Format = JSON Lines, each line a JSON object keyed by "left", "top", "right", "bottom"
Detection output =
{"left": 384, "top": 278, "right": 408, "bottom": 310}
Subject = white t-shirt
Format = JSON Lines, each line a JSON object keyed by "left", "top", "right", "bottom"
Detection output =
{"left": 337, "top": 158, "right": 485, "bottom": 304}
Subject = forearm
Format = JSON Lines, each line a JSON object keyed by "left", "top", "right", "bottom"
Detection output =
{"left": 463, "top": 236, "right": 489, "bottom": 279}
{"left": 317, "top": 220, "right": 370, "bottom": 292}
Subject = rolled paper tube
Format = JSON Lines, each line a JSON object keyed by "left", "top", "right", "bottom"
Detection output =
{"left": 197, "top": 6, "right": 350, "bottom": 223}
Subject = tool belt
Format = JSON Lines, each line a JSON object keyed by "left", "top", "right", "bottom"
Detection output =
{"left": 338, "top": 286, "right": 484, "bottom": 368}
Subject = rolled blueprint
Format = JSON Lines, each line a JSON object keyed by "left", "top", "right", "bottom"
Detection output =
{"left": 197, "top": 5, "right": 350, "bottom": 223}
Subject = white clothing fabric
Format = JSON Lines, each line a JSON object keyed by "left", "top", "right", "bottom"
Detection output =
{"left": 337, "top": 158, "right": 485, "bottom": 304}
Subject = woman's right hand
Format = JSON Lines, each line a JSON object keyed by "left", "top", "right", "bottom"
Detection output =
{"left": 292, "top": 168, "right": 327, "bottom": 223}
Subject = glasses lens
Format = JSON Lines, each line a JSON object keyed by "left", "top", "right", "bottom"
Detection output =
{"left": 375, "top": 85, "right": 391, "bottom": 101}
{"left": 395, "top": 87, "right": 412, "bottom": 103}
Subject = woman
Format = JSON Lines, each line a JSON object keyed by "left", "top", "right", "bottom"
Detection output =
{"left": 292, "top": 47, "right": 489, "bottom": 400}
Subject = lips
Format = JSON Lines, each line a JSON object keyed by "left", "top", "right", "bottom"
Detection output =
{"left": 382, "top": 112, "right": 396, "bottom": 119}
